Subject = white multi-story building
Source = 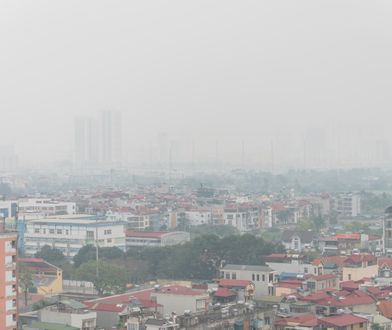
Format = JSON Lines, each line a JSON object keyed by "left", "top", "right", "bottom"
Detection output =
{"left": 18, "top": 198, "right": 76, "bottom": 217}
{"left": 335, "top": 193, "right": 361, "bottom": 217}
{"left": 24, "top": 216, "right": 126, "bottom": 257}
{"left": 125, "top": 230, "right": 190, "bottom": 248}
{"left": 220, "top": 264, "right": 277, "bottom": 298}
{"left": 185, "top": 210, "right": 212, "bottom": 226}
{"left": 223, "top": 205, "right": 260, "bottom": 232}
{"left": 106, "top": 211, "right": 150, "bottom": 231}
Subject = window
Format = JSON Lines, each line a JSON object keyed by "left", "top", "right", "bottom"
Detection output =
{"left": 360, "top": 323, "right": 364, "bottom": 328}
{"left": 107, "top": 238, "right": 112, "bottom": 243}
{"left": 262, "top": 274, "right": 265, "bottom": 281}
{"left": 232, "top": 273, "right": 236, "bottom": 280}
{"left": 252, "top": 274, "right": 255, "bottom": 281}
{"left": 104, "top": 229, "right": 112, "bottom": 235}
{"left": 269, "top": 273, "right": 274, "bottom": 282}
{"left": 86, "top": 231, "right": 94, "bottom": 239}
{"left": 257, "top": 274, "right": 260, "bottom": 281}
{"left": 225, "top": 273, "right": 230, "bottom": 279}
{"left": 49, "top": 229, "right": 55, "bottom": 234}
{"left": 348, "top": 274, "right": 352, "bottom": 280}
{"left": 34, "top": 229, "right": 40, "bottom": 233}
{"left": 304, "top": 267, "right": 308, "bottom": 273}
{"left": 57, "top": 229, "right": 62, "bottom": 234}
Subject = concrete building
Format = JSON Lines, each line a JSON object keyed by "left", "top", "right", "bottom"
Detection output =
{"left": 107, "top": 211, "right": 150, "bottom": 231}
{"left": 101, "top": 109, "right": 122, "bottom": 167}
{"left": 18, "top": 198, "right": 76, "bottom": 217}
{"left": 38, "top": 298, "right": 96, "bottom": 330}
{"left": 342, "top": 255, "right": 378, "bottom": 282}
{"left": 223, "top": 205, "right": 260, "bottom": 232}
{"left": 305, "top": 274, "right": 338, "bottom": 292}
{"left": 281, "top": 230, "right": 316, "bottom": 252}
{"left": 24, "top": 216, "right": 126, "bottom": 257}
{"left": 125, "top": 230, "right": 190, "bottom": 248}
{"left": 185, "top": 209, "right": 212, "bottom": 226}
{"left": 0, "top": 231, "right": 17, "bottom": 330}
{"left": 220, "top": 264, "right": 277, "bottom": 298}
{"left": 335, "top": 193, "right": 361, "bottom": 217}
{"left": 74, "top": 116, "right": 99, "bottom": 170}
{"left": 384, "top": 206, "right": 392, "bottom": 254}
{"left": 150, "top": 285, "right": 210, "bottom": 316}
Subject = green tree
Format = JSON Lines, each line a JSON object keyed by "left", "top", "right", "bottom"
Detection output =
{"left": 35, "top": 246, "right": 66, "bottom": 267}
{"left": 73, "top": 245, "right": 124, "bottom": 268}
{"left": 19, "top": 264, "right": 35, "bottom": 306}
{"left": 75, "top": 260, "right": 128, "bottom": 295}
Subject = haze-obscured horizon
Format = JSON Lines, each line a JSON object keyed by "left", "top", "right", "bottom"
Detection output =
{"left": 1, "top": 1, "right": 392, "bottom": 170}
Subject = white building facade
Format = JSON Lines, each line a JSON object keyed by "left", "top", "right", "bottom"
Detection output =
{"left": 24, "top": 217, "right": 126, "bottom": 257}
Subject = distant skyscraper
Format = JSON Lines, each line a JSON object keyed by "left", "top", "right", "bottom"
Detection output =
{"left": 100, "top": 109, "right": 122, "bottom": 167}
{"left": 0, "top": 146, "right": 18, "bottom": 173}
{"left": 74, "top": 110, "right": 123, "bottom": 170}
{"left": 74, "top": 117, "right": 99, "bottom": 169}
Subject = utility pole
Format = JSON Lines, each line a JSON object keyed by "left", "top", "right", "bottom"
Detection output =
{"left": 95, "top": 218, "right": 99, "bottom": 278}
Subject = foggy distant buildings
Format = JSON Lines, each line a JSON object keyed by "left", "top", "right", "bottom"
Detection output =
{"left": 74, "top": 110, "right": 122, "bottom": 170}
{"left": 0, "top": 145, "right": 18, "bottom": 172}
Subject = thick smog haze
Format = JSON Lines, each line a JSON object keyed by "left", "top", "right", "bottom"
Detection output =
{"left": 1, "top": 1, "right": 392, "bottom": 169}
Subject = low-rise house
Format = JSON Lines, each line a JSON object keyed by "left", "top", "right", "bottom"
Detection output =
{"left": 212, "top": 287, "right": 237, "bottom": 304}
{"left": 265, "top": 253, "right": 317, "bottom": 276}
{"left": 301, "top": 290, "right": 376, "bottom": 316}
{"left": 24, "top": 322, "right": 79, "bottom": 330}
{"left": 305, "top": 274, "right": 339, "bottom": 293}
{"left": 127, "top": 317, "right": 179, "bottom": 330}
{"left": 19, "top": 258, "right": 63, "bottom": 295}
{"left": 372, "top": 314, "right": 392, "bottom": 330}
{"left": 282, "top": 230, "right": 316, "bottom": 252}
{"left": 37, "top": 298, "right": 96, "bottom": 330}
{"left": 274, "top": 280, "right": 303, "bottom": 297}
{"left": 342, "top": 255, "right": 378, "bottom": 282}
{"left": 151, "top": 285, "right": 210, "bottom": 316}
{"left": 378, "top": 300, "right": 392, "bottom": 320}
{"left": 275, "top": 314, "right": 319, "bottom": 330}
{"left": 220, "top": 264, "right": 277, "bottom": 298}
{"left": 311, "top": 256, "right": 348, "bottom": 278}
{"left": 216, "top": 279, "right": 255, "bottom": 301}
{"left": 319, "top": 314, "right": 368, "bottom": 330}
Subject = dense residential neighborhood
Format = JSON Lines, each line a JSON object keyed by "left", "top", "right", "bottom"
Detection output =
{"left": 0, "top": 172, "right": 391, "bottom": 329}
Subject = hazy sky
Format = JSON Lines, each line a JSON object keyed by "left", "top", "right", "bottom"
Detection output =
{"left": 1, "top": 1, "right": 392, "bottom": 168}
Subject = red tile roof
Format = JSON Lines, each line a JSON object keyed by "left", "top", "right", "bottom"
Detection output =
{"left": 378, "top": 258, "right": 392, "bottom": 268}
{"left": 345, "top": 254, "right": 377, "bottom": 265}
{"left": 340, "top": 281, "right": 359, "bottom": 291}
{"left": 336, "top": 233, "right": 361, "bottom": 240}
{"left": 84, "top": 302, "right": 126, "bottom": 313}
{"left": 85, "top": 288, "right": 158, "bottom": 308}
{"left": 275, "top": 315, "right": 319, "bottom": 327}
{"left": 214, "top": 288, "right": 237, "bottom": 298}
{"left": 156, "top": 285, "right": 207, "bottom": 296}
{"left": 320, "top": 314, "right": 368, "bottom": 327}
{"left": 378, "top": 301, "right": 392, "bottom": 319}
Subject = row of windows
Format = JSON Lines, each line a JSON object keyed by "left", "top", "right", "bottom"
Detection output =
{"left": 34, "top": 228, "right": 71, "bottom": 235}
{"left": 224, "top": 272, "right": 273, "bottom": 282}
